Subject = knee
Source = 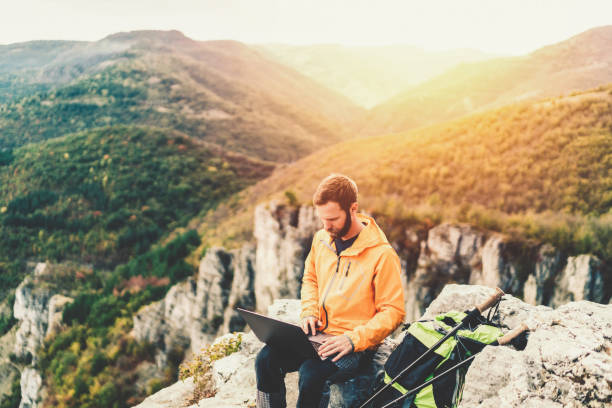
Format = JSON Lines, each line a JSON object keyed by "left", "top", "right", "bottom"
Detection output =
{"left": 298, "top": 360, "right": 324, "bottom": 389}
{"left": 255, "top": 345, "right": 273, "bottom": 374}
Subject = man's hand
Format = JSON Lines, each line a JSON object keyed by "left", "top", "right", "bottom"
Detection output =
{"left": 301, "top": 316, "right": 322, "bottom": 335}
{"left": 318, "top": 335, "right": 353, "bottom": 362}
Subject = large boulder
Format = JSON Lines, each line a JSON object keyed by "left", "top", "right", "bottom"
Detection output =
{"left": 424, "top": 285, "right": 611, "bottom": 408}
{"left": 135, "top": 286, "right": 612, "bottom": 407}
{"left": 135, "top": 299, "right": 395, "bottom": 408}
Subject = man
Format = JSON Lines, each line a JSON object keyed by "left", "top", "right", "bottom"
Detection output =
{"left": 255, "top": 174, "right": 405, "bottom": 407}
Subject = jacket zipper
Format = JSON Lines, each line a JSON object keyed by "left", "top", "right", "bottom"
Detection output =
{"left": 320, "top": 255, "right": 340, "bottom": 333}
{"left": 337, "top": 261, "right": 351, "bottom": 292}
{"left": 319, "top": 239, "right": 341, "bottom": 333}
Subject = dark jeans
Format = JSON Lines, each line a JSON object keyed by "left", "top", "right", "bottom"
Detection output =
{"left": 255, "top": 345, "right": 362, "bottom": 408}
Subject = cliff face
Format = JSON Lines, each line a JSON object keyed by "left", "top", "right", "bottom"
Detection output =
{"left": 131, "top": 204, "right": 610, "bottom": 385}
{"left": 253, "top": 202, "right": 321, "bottom": 312}
{"left": 137, "top": 285, "right": 612, "bottom": 408}
{"left": 132, "top": 201, "right": 320, "bottom": 372}
{"left": 7, "top": 202, "right": 610, "bottom": 407}
{"left": 404, "top": 223, "right": 608, "bottom": 321}
{"left": 10, "top": 263, "right": 73, "bottom": 408}
{"left": 133, "top": 244, "right": 256, "bottom": 368}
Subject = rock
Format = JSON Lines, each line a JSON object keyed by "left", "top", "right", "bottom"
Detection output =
{"left": 477, "top": 235, "right": 520, "bottom": 293}
{"left": 133, "top": 202, "right": 319, "bottom": 383}
{"left": 551, "top": 255, "right": 605, "bottom": 307}
{"left": 133, "top": 278, "right": 195, "bottom": 369}
{"left": 254, "top": 201, "right": 321, "bottom": 313}
{"left": 135, "top": 286, "right": 612, "bottom": 408}
{"left": 131, "top": 209, "right": 612, "bottom": 405}
{"left": 45, "top": 295, "right": 73, "bottom": 339}
{"left": 144, "top": 299, "right": 399, "bottom": 408}
{"left": 19, "top": 367, "right": 42, "bottom": 408}
{"left": 13, "top": 273, "right": 52, "bottom": 363}
{"left": 133, "top": 246, "right": 257, "bottom": 370}
{"left": 218, "top": 244, "right": 256, "bottom": 335}
{"left": 133, "top": 377, "right": 195, "bottom": 408}
{"left": 405, "top": 224, "right": 488, "bottom": 321}
{"left": 9, "top": 262, "right": 74, "bottom": 408}
{"left": 422, "top": 285, "right": 612, "bottom": 408}
{"left": 531, "top": 244, "right": 563, "bottom": 305}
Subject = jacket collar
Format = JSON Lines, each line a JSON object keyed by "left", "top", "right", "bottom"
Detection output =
{"left": 321, "top": 213, "right": 390, "bottom": 256}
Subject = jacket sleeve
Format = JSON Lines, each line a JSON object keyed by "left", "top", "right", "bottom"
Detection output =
{"left": 300, "top": 236, "right": 319, "bottom": 320}
{"left": 344, "top": 247, "right": 405, "bottom": 352}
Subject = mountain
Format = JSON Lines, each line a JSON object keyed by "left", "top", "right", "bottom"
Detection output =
{"left": 0, "top": 30, "right": 364, "bottom": 162}
{"left": 362, "top": 25, "right": 612, "bottom": 135}
{"left": 0, "top": 125, "right": 274, "bottom": 290}
{"left": 255, "top": 43, "right": 496, "bottom": 108}
{"left": 196, "top": 83, "right": 612, "bottom": 266}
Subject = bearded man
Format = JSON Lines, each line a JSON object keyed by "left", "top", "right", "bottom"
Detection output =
{"left": 255, "top": 174, "right": 405, "bottom": 407}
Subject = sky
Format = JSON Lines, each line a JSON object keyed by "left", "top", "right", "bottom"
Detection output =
{"left": 1, "top": 0, "right": 611, "bottom": 55}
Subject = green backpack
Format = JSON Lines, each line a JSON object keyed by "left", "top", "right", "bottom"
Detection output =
{"left": 378, "top": 309, "right": 504, "bottom": 408}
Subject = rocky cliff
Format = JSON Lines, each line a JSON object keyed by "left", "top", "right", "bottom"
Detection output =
{"left": 136, "top": 285, "right": 612, "bottom": 408}
{"left": 6, "top": 202, "right": 610, "bottom": 407}
{"left": 404, "top": 223, "right": 608, "bottom": 321}
{"left": 131, "top": 203, "right": 610, "bottom": 390}
{"left": 8, "top": 262, "right": 74, "bottom": 408}
{"left": 132, "top": 202, "right": 320, "bottom": 374}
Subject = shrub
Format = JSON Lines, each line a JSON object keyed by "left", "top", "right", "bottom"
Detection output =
{"left": 284, "top": 190, "right": 298, "bottom": 206}
{"left": 179, "top": 333, "right": 242, "bottom": 402}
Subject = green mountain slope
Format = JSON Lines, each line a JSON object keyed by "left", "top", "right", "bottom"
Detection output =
{"left": 362, "top": 25, "right": 612, "bottom": 136}
{"left": 0, "top": 125, "right": 273, "bottom": 278}
{"left": 197, "top": 84, "right": 612, "bottom": 263}
{"left": 0, "top": 30, "right": 363, "bottom": 162}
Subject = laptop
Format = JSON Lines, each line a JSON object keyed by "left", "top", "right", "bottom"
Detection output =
{"left": 237, "top": 308, "right": 332, "bottom": 360}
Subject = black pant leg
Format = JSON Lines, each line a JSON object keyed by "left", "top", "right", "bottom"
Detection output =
{"left": 255, "top": 345, "right": 306, "bottom": 393}
{"left": 297, "top": 358, "right": 338, "bottom": 408}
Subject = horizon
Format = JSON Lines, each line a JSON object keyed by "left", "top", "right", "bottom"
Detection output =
{"left": 2, "top": 0, "right": 612, "bottom": 55}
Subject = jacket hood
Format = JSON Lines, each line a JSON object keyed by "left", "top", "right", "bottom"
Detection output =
{"left": 320, "top": 213, "right": 390, "bottom": 256}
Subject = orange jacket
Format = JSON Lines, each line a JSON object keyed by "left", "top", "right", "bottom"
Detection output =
{"left": 300, "top": 213, "right": 405, "bottom": 352}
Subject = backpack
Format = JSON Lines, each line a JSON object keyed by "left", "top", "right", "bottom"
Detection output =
{"left": 377, "top": 309, "right": 503, "bottom": 408}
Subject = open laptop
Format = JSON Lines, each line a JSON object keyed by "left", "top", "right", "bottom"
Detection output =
{"left": 237, "top": 308, "right": 332, "bottom": 360}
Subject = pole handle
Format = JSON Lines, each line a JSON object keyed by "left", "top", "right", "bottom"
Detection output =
{"left": 497, "top": 322, "right": 529, "bottom": 345}
{"left": 476, "top": 287, "right": 504, "bottom": 313}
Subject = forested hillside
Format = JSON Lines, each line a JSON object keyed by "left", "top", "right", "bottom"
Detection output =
{"left": 360, "top": 25, "right": 612, "bottom": 135}
{"left": 197, "top": 84, "right": 612, "bottom": 267}
{"left": 0, "top": 30, "right": 362, "bottom": 162}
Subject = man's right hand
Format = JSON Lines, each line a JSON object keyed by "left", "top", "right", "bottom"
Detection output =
{"left": 301, "top": 316, "right": 322, "bottom": 335}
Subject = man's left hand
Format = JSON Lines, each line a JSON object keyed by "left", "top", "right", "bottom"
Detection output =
{"left": 318, "top": 335, "right": 353, "bottom": 362}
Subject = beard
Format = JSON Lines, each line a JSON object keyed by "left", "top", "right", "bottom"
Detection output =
{"left": 327, "top": 209, "right": 352, "bottom": 239}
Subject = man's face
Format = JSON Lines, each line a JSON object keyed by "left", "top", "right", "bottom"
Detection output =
{"left": 316, "top": 201, "right": 351, "bottom": 239}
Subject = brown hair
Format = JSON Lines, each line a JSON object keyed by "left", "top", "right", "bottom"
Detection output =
{"left": 313, "top": 174, "right": 358, "bottom": 211}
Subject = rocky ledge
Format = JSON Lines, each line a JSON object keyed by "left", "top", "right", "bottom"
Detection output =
{"left": 135, "top": 285, "right": 611, "bottom": 408}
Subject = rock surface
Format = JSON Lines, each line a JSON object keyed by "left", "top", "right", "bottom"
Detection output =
{"left": 424, "top": 285, "right": 612, "bottom": 408}
{"left": 131, "top": 208, "right": 611, "bottom": 404}
{"left": 18, "top": 368, "right": 42, "bottom": 408}
{"left": 134, "top": 299, "right": 395, "bottom": 408}
{"left": 550, "top": 254, "right": 605, "bottom": 307}
{"left": 132, "top": 202, "right": 319, "bottom": 376}
{"left": 254, "top": 201, "right": 321, "bottom": 312}
{"left": 405, "top": 223, "right": 610, "bottom": 320}
{"left": 141, "top": 285, "right": 612, "bottom": 408}
{"left": 133, "top": 245, "right": 256, "bottom": 370}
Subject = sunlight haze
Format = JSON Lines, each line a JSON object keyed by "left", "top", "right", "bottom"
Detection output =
{"left": 1, "top": 0, "right": 611, "bottom": 54}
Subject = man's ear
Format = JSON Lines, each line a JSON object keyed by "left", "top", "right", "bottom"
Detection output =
{"left": 350, "top": 202, "right": 358, "bottom": 214}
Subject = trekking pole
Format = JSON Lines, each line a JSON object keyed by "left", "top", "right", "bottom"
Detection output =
{"left": 379, "top": 323, "right": 529, "bottom": 408}
{"left": 358, "top": 287, "right": 505, "bottom": 408}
